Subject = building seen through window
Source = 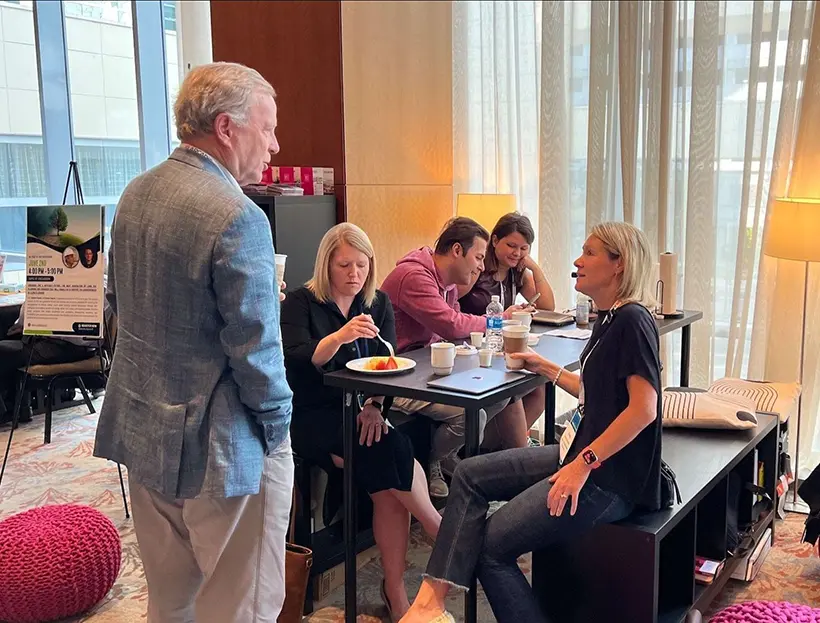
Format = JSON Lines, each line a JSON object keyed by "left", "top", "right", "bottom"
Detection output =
{"left": 0, "top": 0, "right": 179, "bottom": 284}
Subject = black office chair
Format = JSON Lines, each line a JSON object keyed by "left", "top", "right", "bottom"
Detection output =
{"left": 16, "top": 314, "right": 116, "bottom": 445}
{"left": 9, "top": 313, "right": 128, "bottom": 518}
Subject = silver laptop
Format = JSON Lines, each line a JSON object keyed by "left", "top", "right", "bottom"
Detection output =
{"left": 427, "top": 368, "right": 526, "bottom": 394}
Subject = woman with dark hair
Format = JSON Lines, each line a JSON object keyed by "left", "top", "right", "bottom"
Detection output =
{"left": 458, "top": 212, "right": 556, "bottom": 447}
{"left": 459, "top": 212, "right": 555, "bottom": 316}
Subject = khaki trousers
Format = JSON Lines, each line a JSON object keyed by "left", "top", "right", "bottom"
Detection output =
{"left": 130, "top": 441, "right": 294, "bottom": 623}
{"left": 392, "top": 397, "right": 509, "bottom": 460}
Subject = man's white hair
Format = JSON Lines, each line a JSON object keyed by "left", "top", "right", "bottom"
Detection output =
{"left": 174, "top": 62, "right": 276, "bottom": 141}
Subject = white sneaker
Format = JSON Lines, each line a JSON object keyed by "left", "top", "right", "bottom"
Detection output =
{"left": 429, "top": 459, "right": 449, "bottom": 498}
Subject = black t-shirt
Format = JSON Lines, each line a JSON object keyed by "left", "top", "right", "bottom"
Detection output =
{"left": 565, "top": 303, "right": 662, "bottom": 510}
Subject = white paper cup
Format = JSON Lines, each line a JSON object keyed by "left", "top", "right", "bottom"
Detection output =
{"left": 512, "top": 311, "right": 532, "bottom": 330}
{"left": 470, "top": 332, "right": 484, "bottom": 348}
{"left": 502, "top": 325, "right": 529, "bottom": 370}
{"left": 478, "top": 349, "right": 493, "bottom": 368}
{"left": 274, "top": 254, "right": 287, "bottom": 285}
{"left": 431, "top": 342, "right": 456, "bottom": 375}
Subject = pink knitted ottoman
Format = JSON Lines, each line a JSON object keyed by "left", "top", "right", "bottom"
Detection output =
{"left": 0, "top": 504, "right": 122, "bottom": 623}
{"left": 711, "top": 601, "right": 820, "bottom": 622}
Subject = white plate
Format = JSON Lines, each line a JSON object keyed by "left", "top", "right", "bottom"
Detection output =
{"left": 346, "top": 356, "right": 417, "bottom": 375}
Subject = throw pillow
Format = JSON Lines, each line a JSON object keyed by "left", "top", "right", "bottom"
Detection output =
{"left": 708, "top": 378, "right": 801, "bottom": 423}
{"left": 663, "top": 389, "right": 758, "bottom": 429}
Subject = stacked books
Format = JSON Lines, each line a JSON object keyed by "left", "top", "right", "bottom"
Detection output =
{"left": 242, "top": 184, "right": 305, "bottom": 196}
{"left": 695, "top": 556, "right": 725, "bottom": 585}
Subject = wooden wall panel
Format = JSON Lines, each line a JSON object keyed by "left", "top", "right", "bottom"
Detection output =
{"left": 341, "top": 1, "right": 454, "bottom": 278}
{"left": 210, "top": 0, "right": 346, "bottom": 195}
{"left": 341, "top": 1, "right": 453, "bottom": 186}
{"left": 346, "top": 185, "right": 453, "bottom": 285}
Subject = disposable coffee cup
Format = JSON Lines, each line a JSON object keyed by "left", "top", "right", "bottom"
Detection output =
{"left": 274, "top": 254, "right": 287, "bottom": 286}
{"left": 470, "top": 332, "right": 484, "bottom": 348}
{"left": 478, "top": 348, "right": 493, "bottom": 368}
{"left": 430, "top": 342, "right": 456, "bottom": 375}
{"left": 502, "top": 325, "right": 529, "bottom": 370}
{"left": 512, "top": 311, "right": 532, "bottom": 330}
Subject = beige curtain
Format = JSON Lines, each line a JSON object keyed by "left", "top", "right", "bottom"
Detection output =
{"left": 749, "top": 4, "right": 820, "bottom": 481}
{"left": 453, "top": 1, "right": 816, "bottom": 443}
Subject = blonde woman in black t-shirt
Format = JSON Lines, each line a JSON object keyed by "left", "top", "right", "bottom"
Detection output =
{"left": 400, "top": 222, "right": 662, "bottom": 623}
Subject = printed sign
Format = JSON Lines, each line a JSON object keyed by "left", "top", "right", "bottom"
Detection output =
{"left": 24, "top": 204, "right": 105, "bottom": 338}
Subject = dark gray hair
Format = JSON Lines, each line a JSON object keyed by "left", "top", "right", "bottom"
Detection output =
{"left": 174, "top": 62, "right": 276, "bottom": 141}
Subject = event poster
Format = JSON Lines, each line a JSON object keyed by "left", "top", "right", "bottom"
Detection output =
{"left": 24, "top": 204, "right": 105, "bottom": 339}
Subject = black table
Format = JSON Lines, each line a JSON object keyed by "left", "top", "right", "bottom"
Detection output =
{"left": 324, "top": 309, "right": 702, "bottom": 623}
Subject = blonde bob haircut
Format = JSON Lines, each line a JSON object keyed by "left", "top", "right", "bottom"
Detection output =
{"left": 589, "top": 221, "right": 656, "bottom": 310}
{"left": 307, "top": 223, "right": 378, "bottom": 307}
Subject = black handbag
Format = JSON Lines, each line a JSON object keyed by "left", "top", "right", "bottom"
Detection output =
{"left": 660, "top": 460, "right": 682, "bottom": 508}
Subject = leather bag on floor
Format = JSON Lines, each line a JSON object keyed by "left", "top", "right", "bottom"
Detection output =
{"left": 277, "top": 488, "right": 313, "bottom": 623}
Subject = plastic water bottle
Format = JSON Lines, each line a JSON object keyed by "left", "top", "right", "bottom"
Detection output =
{"left": 575, "top": 293, "right": 589, "bottom": 327}
{"left": 486, "top": 295, "right": 504, "bottom": 352}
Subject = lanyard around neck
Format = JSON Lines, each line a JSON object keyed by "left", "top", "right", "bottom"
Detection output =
{"left": 498, "top": 274, "right": 516, "bottom": 309}
{"left": 580, "top": 300, "right": 622, "bottom": 374}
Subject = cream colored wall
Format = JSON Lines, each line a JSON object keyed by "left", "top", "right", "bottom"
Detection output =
{"left": 341, "top": 0, "right": 454, "bottom": 284}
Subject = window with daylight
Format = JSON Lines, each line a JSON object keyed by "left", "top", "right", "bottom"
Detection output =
{"left": 0, "top": 0, "right": 179, "bottom": 282}
{"left": 0, "top": 5, "right": 44, "bottom": 283}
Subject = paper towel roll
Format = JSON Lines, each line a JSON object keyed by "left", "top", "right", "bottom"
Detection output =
{"left": 659, "top": 252, "right": 678, "bottom": 315}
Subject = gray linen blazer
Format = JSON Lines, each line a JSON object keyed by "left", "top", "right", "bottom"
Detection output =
{"left": 94, "top": 147, "right": 293, "bottom": 498}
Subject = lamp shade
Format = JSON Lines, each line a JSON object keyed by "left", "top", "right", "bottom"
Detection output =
{"left": 763, "top": 197, "right": 820, "bottom": 262}
{"left": 456, "top": 193, "right": 516, "bottom": 230}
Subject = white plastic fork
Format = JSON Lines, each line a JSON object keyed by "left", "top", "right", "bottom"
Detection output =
{"left": 375, "top": 331, "right": 395, "bottom": 358}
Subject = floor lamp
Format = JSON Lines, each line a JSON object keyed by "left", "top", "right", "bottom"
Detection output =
{"left": 763, "top": 196, "right": 820, "bottom": 508}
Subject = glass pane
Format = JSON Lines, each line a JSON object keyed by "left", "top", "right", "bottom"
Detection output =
{"left": 64, "top": 0, "right": 141, "bottom": 253}
{"left": 0, "top": 2, "right": 44, "bottom": 286}
{"left": 164, "top": 0, "right": 180, "bottom": 147}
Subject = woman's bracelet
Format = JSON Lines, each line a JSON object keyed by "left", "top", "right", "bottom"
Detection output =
{"left": 552, "top": 367, "right": 564, "bottom": 385}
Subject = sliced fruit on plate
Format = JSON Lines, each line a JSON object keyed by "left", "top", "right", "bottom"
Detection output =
{"left": 364, "top": 356, "right": 399, "bottom": 371}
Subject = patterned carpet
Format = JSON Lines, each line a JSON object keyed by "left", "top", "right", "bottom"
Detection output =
{"left": 0, "top": 403, "right": 818, "bottom": 622}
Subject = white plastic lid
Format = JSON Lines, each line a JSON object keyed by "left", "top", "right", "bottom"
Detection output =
{"left": 491, "top": 295, "right": 500, "bottom": 302}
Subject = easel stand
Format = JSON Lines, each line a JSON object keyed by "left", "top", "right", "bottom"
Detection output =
{"left": 0, "top": 161, "right": 129, "bottom": 519}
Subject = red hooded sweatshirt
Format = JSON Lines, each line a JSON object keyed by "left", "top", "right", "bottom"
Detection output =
{"left": 381, "top": 247, "right": 487, "bottom": 354}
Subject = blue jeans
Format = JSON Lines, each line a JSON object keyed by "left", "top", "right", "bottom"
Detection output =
{"left": 425, "top": 445, "right": 632, "bottom": 623}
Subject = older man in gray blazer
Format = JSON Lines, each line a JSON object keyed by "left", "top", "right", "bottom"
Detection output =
{"left": 94, "top": 63, "right": 293, "bottom": 623}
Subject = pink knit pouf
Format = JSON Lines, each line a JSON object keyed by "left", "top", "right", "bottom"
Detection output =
{"left": 711, "top": 601, "right": 820, "bottom": 622}
{"left": 0, "top": 504, "right": 122, "bottom": 623}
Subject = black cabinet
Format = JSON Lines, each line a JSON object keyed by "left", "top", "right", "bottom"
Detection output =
{"left": 245, "top": 194, "right": 337, "bottom": 292}
{"left": 532, "top": 415, "right": 779, "bottom": 623}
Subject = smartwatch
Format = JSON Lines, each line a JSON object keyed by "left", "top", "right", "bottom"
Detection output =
{"left": 581, "top": 447, "right": 601, "bottom": 469}
{"left": 367, "top": 399, "right": 384, "bottom": 413}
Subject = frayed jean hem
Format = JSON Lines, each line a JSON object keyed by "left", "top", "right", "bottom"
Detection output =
{"left": 421, "top": 573, "right": 470, "bottom": 593}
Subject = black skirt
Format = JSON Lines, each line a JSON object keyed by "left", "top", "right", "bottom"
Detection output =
{"left": 291, "top": 407, "right": 415, "bottom": 495}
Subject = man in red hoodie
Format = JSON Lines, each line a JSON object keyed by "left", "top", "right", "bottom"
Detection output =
{"left": 382, "top": 217, "right": 529, "bottom": 497}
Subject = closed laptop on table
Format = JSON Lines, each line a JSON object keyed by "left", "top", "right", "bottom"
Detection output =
{"left": 427, "top": 368, "right": 525, "bottom": 394}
